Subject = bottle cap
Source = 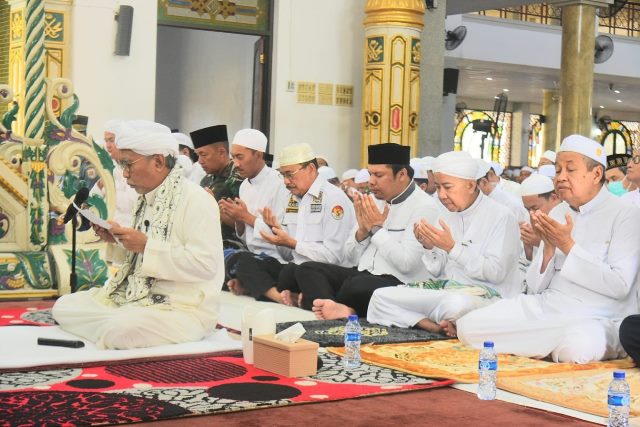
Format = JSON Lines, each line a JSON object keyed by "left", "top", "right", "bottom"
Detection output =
{"left": 483, "top": 341, "right": 494, "bottom": 348}
{"left": 613, "top": 371, "right": 626, "bottom": 379}
{"left": 348, "top": 314, "right": 358, "bottom": 321}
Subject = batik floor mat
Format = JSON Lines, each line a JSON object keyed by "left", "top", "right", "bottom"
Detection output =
{"left": 0, "top": 306, "right": 54, "bottom": 326}
{"left": 276, "top": 319, "right": 450, "bottom": 347}
{"left": 328, "top": 340, "right": 635, "bottom": 383}
{"left": 497, "top": 368, "right": 640, "bottom": 418}
{"left": 0, "top": 349, "right": 453, "bottom": 426}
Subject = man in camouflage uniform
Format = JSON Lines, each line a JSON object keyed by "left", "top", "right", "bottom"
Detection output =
{"left": 190, "top": 124, "right": 245, "bottom": 248}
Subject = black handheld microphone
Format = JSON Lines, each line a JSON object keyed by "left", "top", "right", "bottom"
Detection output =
{"left": 144, "top": 220, "right": 150, "bottom": 232}
{"left": 63, "top": 187, "right": 90, "bottom": 224}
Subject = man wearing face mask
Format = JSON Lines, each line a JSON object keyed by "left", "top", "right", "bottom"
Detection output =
{"left": 621, "top": 153, "right": 640, "bottom": 207}
{"left": 605, "top": 154, "right": 634, "bottom": 197}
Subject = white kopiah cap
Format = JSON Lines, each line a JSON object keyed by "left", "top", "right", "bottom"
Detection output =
{"left": 538, "top": 164, "right": 556, "bottom": 178}
{"left": 354, "top": 168, "right": 371, "bottom": 184}
{"left": 278, "top": 143, "right": 316, "bottom": 167}
{"left": 432, "top": 151, "right": 478, "bottom": 180}
{"left": 541, "top": 150, "right": 557, "bottom": 163}
{"left": 318, "top": 166, "right": 337, "bottom": 180}
{"left": 232, "top": 128, "right": 268, "bottom": 152}
{"left": 520, "top": 174, "right": 555, "bottom": 196}
{"left": 558, "top": 135, "right": 606, "bottom": 166}
{"left": 476, "top": 159, "right": 492, "bottom": 180}
{"left": 341, "top": 169, "right": 358, "bottom": 181}
{"left": 489, "top": 161, "right": 503, "bottom": 176}
{"left": 172, "top": 132, "right": 193, "bottom": 150}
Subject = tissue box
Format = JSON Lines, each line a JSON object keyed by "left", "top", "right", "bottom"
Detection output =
{"left": 253, "top": 334, "right": 319, "bottom": 377}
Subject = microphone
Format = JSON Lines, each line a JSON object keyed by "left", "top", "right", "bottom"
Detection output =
{"left": 144, "top": 220, "right": 150, "bottom": 232}
{"left": 63, "top": 187, "right": 90, "bottom": 224}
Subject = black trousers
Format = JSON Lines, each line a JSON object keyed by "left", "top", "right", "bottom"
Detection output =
{"left": 295, "top": 262, "right": 401, "bottom": 314}
{"left": 620, "top": 315, "right": 640, "bottom": 365}
{"left": 230, "top": 252, "right": 297, "bottom": 301}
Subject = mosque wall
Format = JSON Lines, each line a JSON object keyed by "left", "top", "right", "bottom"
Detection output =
{"left": 70, "top": 0, "right": 158, "bottom": 139}
{"left": 155, "top": 26, "right": 258, "bottom": 138}
{"left": 269, "top": 0, "right": 367, "bottom": 175}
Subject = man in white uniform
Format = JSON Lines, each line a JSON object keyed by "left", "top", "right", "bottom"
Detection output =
{"left": 477, "top": 159, "right": 529, "bottom": 224}
{"left": 218, "top": 129, "right": 289, "bottom": 298}
{"left": 458, "top": 135, "right": 640, "bottom": 363}
{"left": 224, "top": 143, "right": 356, "bottom": 304}
{"left": 305, "top": 144, "right": 441, "bottom": 319}
{"left": 367, "top": 151, "right": 522, "bottom": 336}
{"left": 52, "top": 123, "right": 224, "bottom": 350}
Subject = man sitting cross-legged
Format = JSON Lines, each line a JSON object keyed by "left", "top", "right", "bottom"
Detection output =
{"left": 224, "top": 143, "right": 356, "bottom": 304}
{"left": 367, "top": 151, "right": 523, "bottom": 337}
{"left": 457, "top": 135, "right": 640, "bottom": 363}
{"left": 298, "top": 143, "right": 440, "bottom": 318}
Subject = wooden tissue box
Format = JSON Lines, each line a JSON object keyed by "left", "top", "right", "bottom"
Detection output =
{"left": 253, "top": 334, "right": 319, "bottom": 377}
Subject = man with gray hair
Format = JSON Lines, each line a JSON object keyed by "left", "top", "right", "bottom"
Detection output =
{"left": 52, "top": 121, "right": 224, "bottom": 350}
{"left": 458, "top": 135, "right": 640, "bottom": 363}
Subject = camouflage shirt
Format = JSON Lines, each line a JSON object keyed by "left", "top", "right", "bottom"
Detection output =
{"left": 200, "top": 161, "right": 245, "bottom": 246}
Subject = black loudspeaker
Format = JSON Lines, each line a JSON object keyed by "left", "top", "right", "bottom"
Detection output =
{"left": 443, "top": 68, "right": 459, "bottom": 96}
{"left": 114, "top": 5, "right": 134, "bottom": 56}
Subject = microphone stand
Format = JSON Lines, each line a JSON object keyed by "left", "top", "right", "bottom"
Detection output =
{"left": 70, "top": 213, "right": 78, "bottom": 293}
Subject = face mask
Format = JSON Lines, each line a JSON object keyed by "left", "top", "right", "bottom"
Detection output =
{"left": 608, "top": 181, "right": 629, "bottom": 197}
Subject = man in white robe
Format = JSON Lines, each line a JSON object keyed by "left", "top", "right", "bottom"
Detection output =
{"left": 304, "top": 144, "right": 441, "bottom": 319}
{"left": 477, "top": 159, "right": 529, "bottom": 224}
{"left": 367, "top": 151, "right": 522, "bottom": 336}
{"left": 457, "top": 135, "right": 640, "bottom": 363}
{"left": 52, "top": 124, "right": 224, "bottom": 350}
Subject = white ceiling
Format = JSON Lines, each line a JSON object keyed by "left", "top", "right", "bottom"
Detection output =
{"left": 454, "top": 59, "right": 640, "bottom": 118}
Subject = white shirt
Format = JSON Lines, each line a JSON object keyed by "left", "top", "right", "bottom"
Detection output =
{"left": 526, "top": 187, "right": 640, "bottom": 320}
{"left": 137, "top": 177, "right": 224, "bottom": 322}
{"left": 278, "top": 176, "right": 356, "bottom": 265}
{"left": 237, "top": 165, "right": 289, "bottom": 261}
{"left": 489, "top": 186, "right": 530, "bottom": 224}
{"left": 112, "top": 163, "right": 138, "bottom": 227}
{"left": 422, "top": 192, "right": 523, "bottom": 298}
{"left": 344, "top": 183, "right": 441, "bottom": 283}
{"left": 188, "top": 162, "right": 206, "bottom": 184}
{"left": 499, "top": 178, "right": 522, "bottom": 198}
{"left": 621, "top": 189, "right": 640, "bottom": 208}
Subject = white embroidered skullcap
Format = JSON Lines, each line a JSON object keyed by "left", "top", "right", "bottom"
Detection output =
{"left": 341, "top": 169, "right": 358, "bottom": 181}
{"left": 278, "top": 143, "right": 315, "bottom": 167}
{"left": 318, "top": 166, "right": 337, "bottom": 181}
{"left": 413, "top": 162, "right": 429, "bottom": 180}
{"left": 558, "top": 134, "right": 606, "bottom": 166}
{"left": 116, "top": 130, "right": 179, "bottom": 158}
{"left": 355, "top": 168, "right": 371, "bottom": 184}
{"left": 538, "top": 164, "right": 556, "bottom": 178}
{"left": 520, "top": 174, "right": 555, "bottom": 197}
{"left": 172, "top": 132, "right": 194, "bottom": 150}
{"left": 541, "top": 150, "right": 557, "bottom": 163}
{"left": 232, "top": 128, "right": 268, "bottom": 152}
{"left": 521, "top": 166, "right": 535, "bottom": 173}
{"left": 432, "top": 151, "right": 478, "bottom": 180}
{"left": 489, "top": 161, "right": 503, "bottom": 176}
{"left": 103, "top": 119, "right": 124, "bottom": 134}
{"left": 421, "top": 156, "right": 435, "bottom": 171}
{"left": 476, "top": 159, "right": 492, "bottom": 179}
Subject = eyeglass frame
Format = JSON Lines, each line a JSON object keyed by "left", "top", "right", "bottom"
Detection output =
{"left": 279, "top": 164, "right": 309, "bottom": 180}
{"left": 117, "top": 155, "right": 149, "bottom": 172}
{"left": 629, "top": 155, "right": 640, "bottom": 165}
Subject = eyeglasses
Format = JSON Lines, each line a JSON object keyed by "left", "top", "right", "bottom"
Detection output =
{"left": 280, "top": 165, "right": 307, "bottom": 180}
{"left": 630, "top": 155, "right": 640, "bottom": 165}
{"left": 117, "top": 156, "right": 147, "bottom": 172}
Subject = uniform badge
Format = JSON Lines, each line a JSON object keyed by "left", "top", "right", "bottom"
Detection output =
{"left": 286, "top": 195, "right": 299, "bottom": 213}
{"left": 311, "top": 204, "right": 322, "bottom": 213}
{"left": 331, "top": 205, "right": 344, "bottom": 220}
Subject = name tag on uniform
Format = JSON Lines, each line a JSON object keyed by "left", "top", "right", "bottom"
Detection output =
{"left": 310, "top": 204, "right": 322, "bottom": 213}
{"left": 287, "top": 196, "right": 299, "bottom": 213}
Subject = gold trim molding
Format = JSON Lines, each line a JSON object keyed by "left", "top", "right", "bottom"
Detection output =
{"left": 364, "top": 0, "right": 426, "bottom": 28}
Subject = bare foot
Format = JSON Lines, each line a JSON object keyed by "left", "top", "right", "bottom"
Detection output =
{"left": 439, "top": 320, "right": 457, "bottom": 337}
{"left": 227, "top": 279, "right": 248, "bottom": 296}
{"left": 416, "top": 318, "right": 444, "bottom": 334}
{"left": 312, "top": 299, "right": 355, "bottom": 320}
{"left": 280, "top": 290, "right": 300, "bottom": 307}
{"left": 264, "top": 287, "right": 283, "bottom": 304}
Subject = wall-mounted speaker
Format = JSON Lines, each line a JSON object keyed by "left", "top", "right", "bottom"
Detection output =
{"left": 114, "top": 5, "right": 134, "bottom": 56}
{"left": 443, "top": 68, "right": 459, "bottom": 96}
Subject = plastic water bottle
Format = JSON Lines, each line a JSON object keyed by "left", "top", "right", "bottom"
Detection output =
{"left": 343, "top": 314, "right": 361, "bottom": 369}
{"left": 477, "top": 341, "right": 497, "bottom": 400}
{"left": 608, "top": 370, "right": 630, "bottom": 427}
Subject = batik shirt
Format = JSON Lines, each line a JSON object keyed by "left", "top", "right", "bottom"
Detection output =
{"left": 200, "top": 161, "right": 244, "bottom": 246}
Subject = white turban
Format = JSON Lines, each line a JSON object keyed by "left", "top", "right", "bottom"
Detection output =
{"left": 489, "top": 161, "right": 503, "bottom": 176}
{"left": 125, "top": 119, "right": 171, "bottom": 135}
{"left": 558, "top": 134, "right": 606, "bottom": 166}
{"left": 355, "top": 168, "right": 371, "bottom": 184}
{"left": 104, "top": 119, "right": 124, "bottom": 134}
{"left": 538, "top": 164, "right": 556, "bottom": 178}
{"left": 521, "top": 174, "right": 555, "bottom": 197}
{"left": 318, "top": 166, "right": 337, "bottom": 180}
{"left": 432, "top": 151, "right": 478, "bottom": 180}
{"left": 341, "top": 169, "right": 358, "bottom": 181}
{"left": 232, "top": 129, "right": 267, "bottom": 152}
{"left": 541, "top": 150, "right": 557, "bottom": 163}
{"left": 476, "top": 159, "right": 492, "bottom": 179}
{"left": 172, "top": 132, "right": 194, "bottom": 150}
{"left": 116, "top": 131, "right": 179, "bottom": 158}
{"left": 421, "top": 156, "right": 435, "bottom": 172}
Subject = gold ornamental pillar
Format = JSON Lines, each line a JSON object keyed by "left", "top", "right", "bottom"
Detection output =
{"left": 542, "top": 89, "right": 560, "bottom": 151}
{"left": 361, "top": 0, "right": 425, "bottom": 164}
{"left": 554, "top": 1, "right": 609, "bottom": 140}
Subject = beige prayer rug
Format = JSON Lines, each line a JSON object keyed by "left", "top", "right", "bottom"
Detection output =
{"left": 497, "top": 368, "right": 640, "bottom": 417}
{"left": 328, "top": 340, "right": 634, "bottom": 383}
